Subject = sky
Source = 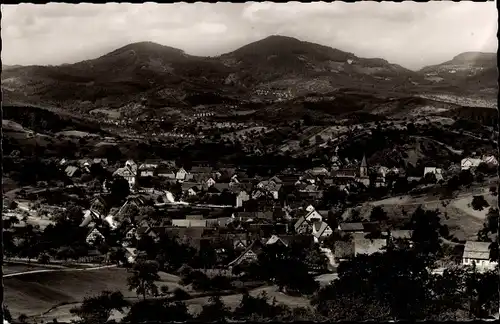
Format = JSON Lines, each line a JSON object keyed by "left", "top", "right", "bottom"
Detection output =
{"left": 1, "top": 2, "right": 497, "bottom": 70}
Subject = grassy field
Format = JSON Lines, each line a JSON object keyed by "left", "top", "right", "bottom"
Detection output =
{"left": 3, "top": 263, "right": 61, "bottom": 275}
{"left": 367, "top": 185, "right": 496, "bottom": 241}
{"left": 4, "top": 267, "right": 184, "bottom": 321}
{"left": 5, "top": 265, "right": 312, "bottom": 323}
{"left": 185, "top": 285, "right": 311, "bottom": 315}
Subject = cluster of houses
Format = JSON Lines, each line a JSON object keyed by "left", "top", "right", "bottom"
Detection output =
{"left": 460, "top": 155, "right": 498, "bottom": 170}
{"left": 78, "top": 193, "right": 498, "bottom": 273}
{"left": 55, "top": 151, "right": 499, "bottom": 271}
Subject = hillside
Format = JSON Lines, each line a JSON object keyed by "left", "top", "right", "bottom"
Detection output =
{"left": 2, "top": 36, "right": 497, "bottom": 115}
{"left": 420, "top": 52, "right": 497, "bottom": 92}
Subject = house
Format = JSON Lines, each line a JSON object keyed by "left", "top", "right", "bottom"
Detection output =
{"left": 190, "top": 166, "right": 214, "bottom": 174}
{"left": 354, "top": 238, "right": 387, "bottom": 256}
{"left": 462, "top": 241, "right": 498, "bottom": 272}
{"left": 85, "top": 227, "right": 106, "bottom": 245}
{"left": 139, "top": 159, "right": 164, "bottom": 170}
{"left": 390, "top": 230, "right": 413, "bottom": 247}
{"left": 236, "top": 191, "right": 250, "bottom": 208}
{"left": 294, "top": 216, "right": 312, "bottom": 235}
{"left": 92, "top": 158, "right": 108, "bottom": 166}
{"left": 65, "top": 165, "right": 81, "bottom": 178}
{"left": 482, "top": 155, "right": 498, "bottom": 166}
{"left": 227, "top": 239, "right": 265, "bottom": 268}
{"left": 213, "top": 183, "right": 231, "bottom": 192}
{"left": 265, "top": 234, "right": 290, "bottom": 247}
{"left": 176, "top": 168, "right": 189, "bottom": 181}
{"left": 139, "top": 167, "right": 155, "bottom": 177}
{"left": 113, "top": 160, "right": 138, "bottom": 189}
{"left": 124, "top": 247, "right": 138, "bottom": 264}
{"left": 79, "top": 209, "right": 103, "bottom": 227}
{"left": 171, "top": 219, "right": 207, "bottom": 228}
{"left": 333, "top": 169, "right": 357, "bottom": 179}
{"left": 157, "top": 165, "right": 177, "bottom": 179}
{"left": 338, "top": 222, "right": 365, "bottom": 233}
{"left": 461, "top": 158, "right": 483, "bottom": 170}
{"left": 312, "top": 221, "right": 333, "bottom": 243}
{"left": 304, "top": 208, "right": 324, "bottom": 223}
{"left": 307, "top": 167, "right": 330, "bottom": 177}
{"left": 423, "top": 167, "right": 444, "bottom": 181}
{"left": 205, "top": 177, "right": 216, "bottom": 188}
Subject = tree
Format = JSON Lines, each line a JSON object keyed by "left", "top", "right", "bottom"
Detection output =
{"left": 370, "top": 206, "right": 388, "bottom": 222}
{"left": 110, "top": 176, "right": 130, "bottom": 204}
{"left": 197, "top": 295, "right": 231, "bottom": 322}
{"left": 471, "top": 196, "right": 489, "bottom": 211}
{"left": 458, "top": 170, "right": 474, "bottom": 186}
{"left": 423, "top": 172, "right": 437, "bottom": 184}
{"left": 123, "top": 300, "right": 191, "bottom": 323}
{"left": 409, "top": 207, "right": 443, "bottom": 259}
{"left": 127, "top": 260, "right": 161, "bottom": 300}
{"left": 70, "top": 291, "right": 128, "bottom": 324}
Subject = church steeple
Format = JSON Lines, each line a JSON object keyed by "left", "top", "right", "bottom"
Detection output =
{"left": 360, "top": 154, "right": 368, "bottom": 177}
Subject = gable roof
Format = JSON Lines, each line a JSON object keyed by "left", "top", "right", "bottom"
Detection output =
{"left": 313, "top": 222, "right": 332, "bottom": 238}
{"left": 190, "top": 166, "right": 213, "bottom": 174}
{"left": 294, "top": 216, "right": 309, "bottom": 231}
{"left": 265, "top": 234, "right": 289, "bottom": 247}
{"left": 339, "top": 222, "right": 365, "bottom": 232}
{"left": 354, "top": 238, "right": 387, "bottom": 256}
{"left": 213, "top": 183, "right": 231, "bottom": 192}
{"left": 65, "top": 165, "right": 79, "bottom": 177}
{"left": 391, "top": 230, "right": 413, "bottom": 240}
{"left": 228, "top": 239, "right": 265, "bottom": 267}
{"left": 463, "top": 241, "right": 491, "bottom": 260}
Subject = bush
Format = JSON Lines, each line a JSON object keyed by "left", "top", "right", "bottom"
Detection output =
{"left": 471, "top": 195, "right": 489, "bottom": 211}
{"left": 172, "top": 288, "right": 191, "bottom": 300}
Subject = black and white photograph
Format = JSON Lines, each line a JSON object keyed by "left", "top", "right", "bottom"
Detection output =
{"left": 1, "top": 1, "right": 499, "bottom": 323}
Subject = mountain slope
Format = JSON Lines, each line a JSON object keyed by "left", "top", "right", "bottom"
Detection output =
{"left": 419, "top": 52, "right": 497, "bottom": 91}
{"left": 220, "top": 35, "right": 419, "bottom": 93}
{"left": 2, "top": 37, "right": 497, "bottom": 114}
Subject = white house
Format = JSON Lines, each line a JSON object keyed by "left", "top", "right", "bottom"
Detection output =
{"left": 312, "top": 221, "right": 333, "bottom": 243}
{"left": 176, "top": 168, "right": 188, "bottom": 181}
{"left": 462, "top": 241, "right": 498, "bottom": 272}
{"left": 305, "top": 209, "right": 323, "bottom": 222}
{"left": 86, "top": 227, "right": 105, "bottom": 245}
{"left": 482, "top": 155, "right": 498, "bottom": 166}
{"left": 206, "top": 178, "right": 216, "bottom": 187}
{"left": 236, "top": 191, "right": 250, "bottom": 208}
{"left": 461, "top": 158, "right": 483, "bottom": 170}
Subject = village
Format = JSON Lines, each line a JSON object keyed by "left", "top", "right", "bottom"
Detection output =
{"left": 4, "top": 148, "right": 498, "bottom": 273}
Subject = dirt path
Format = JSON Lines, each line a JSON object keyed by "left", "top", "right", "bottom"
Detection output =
{"left": 3, "top": 264, "right": 117, "bottom": 278}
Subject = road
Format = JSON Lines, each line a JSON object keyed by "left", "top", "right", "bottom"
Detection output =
{"left": 3, "top": 264, "right": 117, "bottom": 278}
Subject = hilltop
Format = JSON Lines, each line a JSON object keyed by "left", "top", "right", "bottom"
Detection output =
{"left": 2, "top": 36, "right": 497, "bottom": 115}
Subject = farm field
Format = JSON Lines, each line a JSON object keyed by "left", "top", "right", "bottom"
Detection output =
{"left": 4, "top": 267, "right": 184, "bottom": 321}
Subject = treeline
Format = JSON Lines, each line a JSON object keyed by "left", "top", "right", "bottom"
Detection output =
{"left": 2, "top": 105, "right": 107, "bottom": 135}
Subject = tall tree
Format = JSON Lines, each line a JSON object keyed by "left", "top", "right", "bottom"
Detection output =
{"left": 197, "top": 295, "right": 231, "bottom": 322}
{"left": 409, "top": 207, "right": 443, "bottom": 259}
{"left": 127, "top": 260, "right": 161, "bottom": 300}
{"left": 70, "top": 291, "right": 128, "bottom": 324}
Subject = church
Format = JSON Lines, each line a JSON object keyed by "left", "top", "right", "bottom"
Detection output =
{"left": 331, "top": 154, "right": 371, "bottom": 187}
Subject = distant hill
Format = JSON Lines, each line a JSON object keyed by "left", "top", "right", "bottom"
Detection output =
{"left": 2, "top": 36, "right": 497, "bottom": 115}
{"left": 419, "top": 52, "right": 497, "bottom": 91}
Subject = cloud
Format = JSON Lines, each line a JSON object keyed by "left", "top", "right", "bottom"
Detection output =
{"left": 1, "top": 2, "right": 497, "bottom": 70}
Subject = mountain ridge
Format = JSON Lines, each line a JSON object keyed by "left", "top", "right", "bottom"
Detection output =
{"left": 2, "top": 35, "right": 497, "bottom": 113}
